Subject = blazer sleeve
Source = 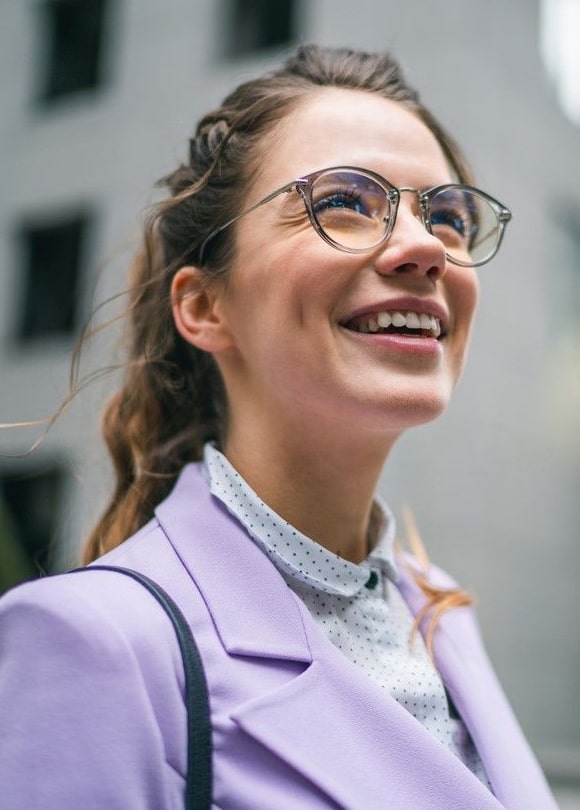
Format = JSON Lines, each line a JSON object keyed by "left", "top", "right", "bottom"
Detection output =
{"left": 0, "top": 576, "right": 186, "bottom": 810}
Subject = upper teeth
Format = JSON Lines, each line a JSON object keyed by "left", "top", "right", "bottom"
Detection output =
{"left": 352, "top": 311, "right": 442, "bottom": 338}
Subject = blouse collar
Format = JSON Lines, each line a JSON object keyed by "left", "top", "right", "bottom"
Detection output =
{"left": 203, "top": 443, "right": 399, "bottom": 597}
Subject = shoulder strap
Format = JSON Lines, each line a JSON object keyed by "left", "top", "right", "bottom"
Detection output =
{"left": 71, "top": 565, "right": 212, "bottom": 810}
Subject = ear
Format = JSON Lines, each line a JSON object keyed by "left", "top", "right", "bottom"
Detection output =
{"left": 171, "top": 266, "right": 234, "bottom": 354}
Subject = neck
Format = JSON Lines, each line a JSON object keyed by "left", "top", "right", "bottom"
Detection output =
{"left": 223, "top": 417, "right": 400, "bottom": 563}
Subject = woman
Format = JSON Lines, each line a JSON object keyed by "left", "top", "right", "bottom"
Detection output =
{"left": 0, "top": 45, "right": 557, "bottom": 809}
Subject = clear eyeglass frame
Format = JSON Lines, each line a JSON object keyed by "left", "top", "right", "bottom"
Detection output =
{"left": 198, "top": 165, "right": 512, "bottom": 269}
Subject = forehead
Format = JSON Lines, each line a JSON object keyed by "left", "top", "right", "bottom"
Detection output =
{"left": 256, "top": 88, "right": 452, "bottom": 194}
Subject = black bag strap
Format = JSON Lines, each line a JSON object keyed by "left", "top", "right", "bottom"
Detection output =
{"left": 71, "top": 565, "right": 212, "bottom": 810}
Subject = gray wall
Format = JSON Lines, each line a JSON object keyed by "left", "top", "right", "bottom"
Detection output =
{"left": 1, "top": 0, "right": 578, "bottom": 791}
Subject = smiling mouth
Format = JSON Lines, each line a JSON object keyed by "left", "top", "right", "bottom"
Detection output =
{"left": 344, "top": 310, "right": 444, "bottom": 339}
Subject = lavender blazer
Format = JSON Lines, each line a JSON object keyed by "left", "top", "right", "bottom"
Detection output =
{"left": 0, "top": 463, "right": 557, "bottom": 809}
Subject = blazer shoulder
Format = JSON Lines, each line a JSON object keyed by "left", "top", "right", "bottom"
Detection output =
{"left": 0, "top": 536, "right": 191, "bottom": 801}
{"left": 0, "top": 551, "right": 183, "bottom": 682}
{"left": 0, "top": 515, "right": 178, "bottom": 648}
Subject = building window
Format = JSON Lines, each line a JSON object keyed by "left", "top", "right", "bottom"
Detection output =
{"left": 226, "top": 0, "right": 297, "bottom": 57}
{"left": 37, "top": 0, "right": 110, "bottom": 102}
{"left": 0, "top": 465, "right": 66, "bottom": 593}
{"left": 15, "top": 212, "right": 91, "bottom": 342}
{"left": 540, "top": 0, "right": 580, "bottom": 126}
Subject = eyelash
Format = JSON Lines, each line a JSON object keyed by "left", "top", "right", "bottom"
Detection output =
{"left": 430, "top": 207, "right": 472, "bottom": 237}
{"left": 313, "top": 188, "right": 365, "bottom": 213}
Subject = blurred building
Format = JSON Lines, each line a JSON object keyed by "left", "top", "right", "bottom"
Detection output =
{"left": 0, "top": 0, "right": 578, "bottom": 799}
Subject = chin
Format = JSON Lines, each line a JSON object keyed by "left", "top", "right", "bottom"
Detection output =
{"left": 375, "top": 386, "right": 453, "bottom": 431}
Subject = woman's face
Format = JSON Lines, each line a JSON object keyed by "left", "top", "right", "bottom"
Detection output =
{"left": 214, "top": 88, "right": 479, "bottom": 441}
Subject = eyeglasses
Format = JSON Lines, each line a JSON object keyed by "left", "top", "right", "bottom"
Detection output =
{"left": 199, "top": 166, "right": 512, "bottom": 268}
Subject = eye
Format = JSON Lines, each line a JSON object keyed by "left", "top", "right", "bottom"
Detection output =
{"left": 313, "top": 187, "right": 371, "bottom": 217}
{"left": 430, "top": 205, "right": 469, "bottom": 236}
{"left": 307, "top": 171, "right": 391, "bottom": 249}
{"left": 428, "top": 190, "right": 476, "bottom": 244}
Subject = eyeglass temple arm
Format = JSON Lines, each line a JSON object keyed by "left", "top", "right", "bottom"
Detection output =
{"left": 198, "top": 180, "right": 304, "bottom": 265}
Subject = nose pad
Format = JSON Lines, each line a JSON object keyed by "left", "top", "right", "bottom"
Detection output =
{"left": 374, "top": 202, "right": 447, "bottom": 281}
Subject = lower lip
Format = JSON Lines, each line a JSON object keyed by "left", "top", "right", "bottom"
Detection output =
{"left": 343, "top": 328, "right": 443, "bottom": 357}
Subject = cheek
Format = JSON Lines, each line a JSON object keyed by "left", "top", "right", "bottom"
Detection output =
{"left": 451, "top": 274, "right": 479, "bottom": 384}
{"left": 452, "top": 269, "right": 480, "bottom": 334}
{"left": 229, "top": 239, "right": 339, "bottom": 318}
{"left": 219, "top": 259, "right": 302, "bottom": 361}
{"left": 465, "top": 273, "right": 480, "bottom": 332}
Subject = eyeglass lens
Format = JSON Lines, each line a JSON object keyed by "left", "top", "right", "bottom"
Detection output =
{"left": 308, "top": 170, "right": 502, "bottom": 266}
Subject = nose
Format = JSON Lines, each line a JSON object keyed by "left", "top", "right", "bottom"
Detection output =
{"left": 374, "top": 195, "right": 447, "bottom": 282}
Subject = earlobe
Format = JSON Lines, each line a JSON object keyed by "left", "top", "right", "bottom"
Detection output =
{"left": 171, "top": 266, "right": 233, "bottom": 353}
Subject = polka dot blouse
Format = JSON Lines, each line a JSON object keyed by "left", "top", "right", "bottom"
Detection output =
{"left": 203, "top": 444, "right": 490, "bottom": 789}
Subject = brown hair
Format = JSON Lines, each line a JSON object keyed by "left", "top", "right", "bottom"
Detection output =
{"left": 82, "top": 45, "right": 475, "bottom": 630}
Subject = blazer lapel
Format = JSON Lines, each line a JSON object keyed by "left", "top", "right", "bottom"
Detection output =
{"left": 155, "top": 463, "right": 311, "bottom": 662}
{"left": 396, "top": 562, "right": 558, "bottom": 810}
{"left": 232, "top": 622, "right": 505, "bottom": 809}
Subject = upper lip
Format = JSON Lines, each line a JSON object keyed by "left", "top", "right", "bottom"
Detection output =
{"left": 340, "top": 296, "right": 450, "bottom": 335}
